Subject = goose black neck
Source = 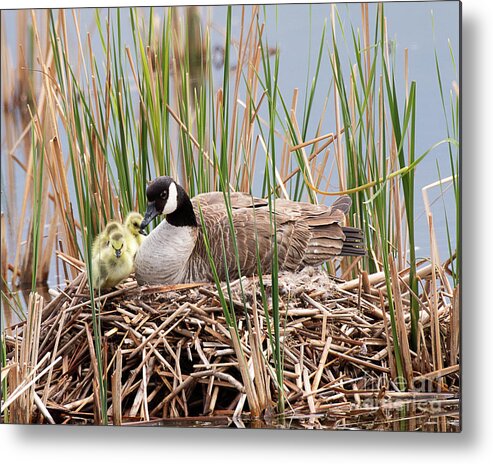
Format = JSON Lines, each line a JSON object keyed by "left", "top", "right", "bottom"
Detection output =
{"left": 166, "top": 187, "right": 198, "bottom": 228}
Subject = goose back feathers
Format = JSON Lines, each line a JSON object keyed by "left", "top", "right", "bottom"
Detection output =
{"left": 134, "top": 177, "right": 365, "bottom": 285}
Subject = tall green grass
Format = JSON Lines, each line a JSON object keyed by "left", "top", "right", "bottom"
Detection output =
{"left": 433, "top": 12, "right": 460, "bottom": 286}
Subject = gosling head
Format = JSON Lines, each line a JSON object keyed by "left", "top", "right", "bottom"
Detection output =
{"left": 125, "top": 212, "right": 146, "bottom": 237}
{"left": 105, "top": 221, "right": 123, "bottom": 237}
{"left": 140, "top": 176, "right": 197, "bottom": 229}
{"left": 109, "top": 232, "right": 126, "bottom": 259}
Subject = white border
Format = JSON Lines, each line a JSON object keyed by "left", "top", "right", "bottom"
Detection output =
{"left": 3, "top": 0, "right": 493, "bottom": 462}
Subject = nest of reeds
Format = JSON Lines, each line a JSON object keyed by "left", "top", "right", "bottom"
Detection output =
{"left": 2, "top": 265, "right": 460, "bottom": 430}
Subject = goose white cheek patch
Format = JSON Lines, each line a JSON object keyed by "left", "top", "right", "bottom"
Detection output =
{"left": 163, "top": 181, "right": 178, "bottom": 215}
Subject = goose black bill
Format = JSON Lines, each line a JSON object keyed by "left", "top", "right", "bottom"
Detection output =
{"left": 140, "top": 201, "right": 159, "bottom": 230}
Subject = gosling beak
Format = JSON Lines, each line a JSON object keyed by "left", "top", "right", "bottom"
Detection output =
{"left": 139, "top": 229, "right": 147, "bottom": 236}
{"left": 140, "top": 201, "right": 159, "bottom": 230}
{"left": 115, "top": 249, "right": 122, "bottom": 258}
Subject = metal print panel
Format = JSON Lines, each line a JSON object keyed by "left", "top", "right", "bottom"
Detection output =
{"left": 0, "top": 1, "right": 460, "bottom": 431}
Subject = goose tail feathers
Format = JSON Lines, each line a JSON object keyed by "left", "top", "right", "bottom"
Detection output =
{"left": 331, "top": 195, "right": 352, "bottom": 214}
{"left": 341, "top": 226, "right": 366, "bottom": 256}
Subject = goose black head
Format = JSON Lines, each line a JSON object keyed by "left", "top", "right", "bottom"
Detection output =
{"left": 140, "top": 176, "right": 197, "bottom": 230}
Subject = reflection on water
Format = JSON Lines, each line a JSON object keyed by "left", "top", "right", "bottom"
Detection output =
{"left": 136, "top": 400, "right": 460, "bottom": 432}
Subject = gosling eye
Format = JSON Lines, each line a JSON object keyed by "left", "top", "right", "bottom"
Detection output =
{"left": 106, "top": 241, "right": 110, "bottom": 247}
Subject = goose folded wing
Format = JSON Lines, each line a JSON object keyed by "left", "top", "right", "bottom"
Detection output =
{"left": 192, "top": 192, "right": 268, "bottom": 210}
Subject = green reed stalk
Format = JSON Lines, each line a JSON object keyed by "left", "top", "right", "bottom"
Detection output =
{"left": 1, "top": 335, "right": 8, "bottom": 423}
{"left": 433, "top": 14, "right": 460, "bottom": 285}
{"left": 376, "top": 11, "right": 420, "bottom": 349}
{"left": 257, "top": 23, "right": 285, "bottom": 412}
{"left": 30, "top": 133, "right": 44, "bottom": 291}
{"left": 219, "top": 7, "right": 232, "bottom": 186}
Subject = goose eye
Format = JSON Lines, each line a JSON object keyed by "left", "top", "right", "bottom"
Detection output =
{"left": 160, "top": 191, "right": 168, "bottom": 199}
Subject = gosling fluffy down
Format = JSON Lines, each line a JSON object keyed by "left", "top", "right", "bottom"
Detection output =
{"left": 124, "top": 212, "right": 146, "bottom": 257}
{"left": 91, "top": 221, "right": 123, "bottom": 258}
{"left": 91, "top": 231, "right": 134, "bottom": 289}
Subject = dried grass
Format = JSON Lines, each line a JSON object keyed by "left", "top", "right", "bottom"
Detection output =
{"left": 2, "top": 264, "right": 459, "bottom": 429}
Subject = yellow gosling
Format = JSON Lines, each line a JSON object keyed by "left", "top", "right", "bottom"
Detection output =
{"left": 124, "top": 212, "right": 146, "bottom": 257}
{"left": 91, "top": 221, "right": 123, "bottom": 258}
{"left": 91, "top": 231, "right": 134, "bottom": 289}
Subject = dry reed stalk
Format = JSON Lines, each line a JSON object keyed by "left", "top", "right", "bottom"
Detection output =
{"left": 229, "top": 326, "right": 260, "bottom": 417}
{"left": 413, "top": 365, "right": 459, "bottom": 383}
{"left": 340, "top": 263, "right": 434, "bottom": 293}
{"left": 10, "top": 145, "right": 34, "bottom": 287}
{"left": 389, "top": 256, "right": 413, "bottom": 387}
{"left": 48, "top": 137, "right": 79, "bottom": 261}
{"left": 249, "top": 286, "right": 269, "bottom": 411}
{"left": 422, "top": 180, "right": 445, "bottom": 389}
{"left": 12, "top": 294, "right": 43, "bottom": 422}
{"left": 280, "top": 129, "right": 344, "bottom": 196}
{"left": 83, "top": 322, "right": 102, "bottom": 424}
{"left": 40, "top": 308, "right": 66, "bottom": 406}
{"left": 1, "top": 213, "right": 13, "bottom": 334}
{"left": 449, "top": 286, "right": 460, "bottom": 366}
{"left": 1, "top": 16, "right": 22, "bottom": 233}
{"left": 2, "top": 352, "right": 60, "bottom": 414}
{"left": 33, "top": 390, "right": 55, "bottom": 424}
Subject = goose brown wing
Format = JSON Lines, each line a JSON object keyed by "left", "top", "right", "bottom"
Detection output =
{"left": 274, "top": 199, "right": 349, "bottom": 264}
{"left": 192, "top": 192, "right": 268, "bottom": 210}
{"left": 190, "top": 194, "right": 362, "bottom": 280}
{"left": 192, "top": 205, "right": 311, "bottom": 280}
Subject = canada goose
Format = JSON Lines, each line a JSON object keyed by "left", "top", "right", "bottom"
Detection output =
{"left": 91, "top": 231, "right": 134, "bottom": 289}
{"left": 135, "top": 176, "right": 365, "bottom": 285}
{"left": 124, "top": 212, "right": 146, "bottom": 257}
